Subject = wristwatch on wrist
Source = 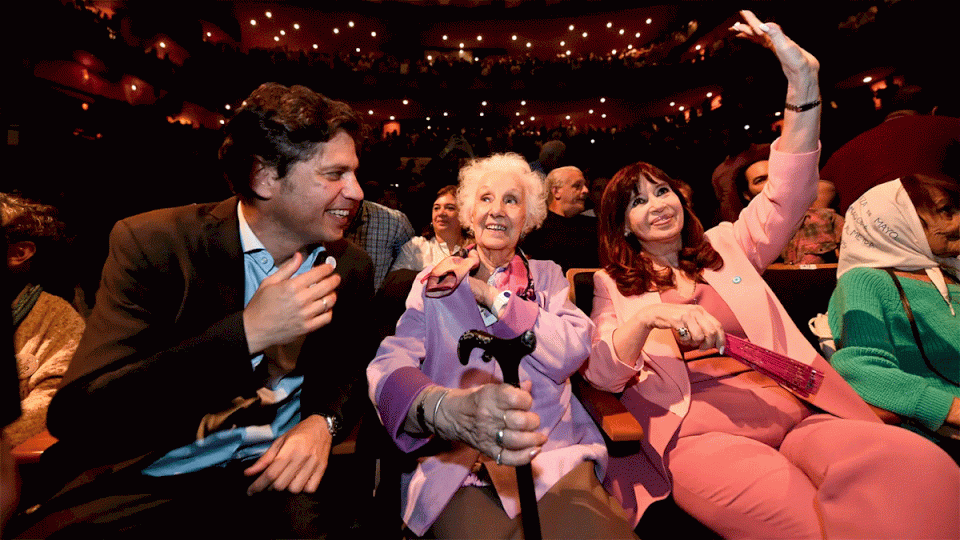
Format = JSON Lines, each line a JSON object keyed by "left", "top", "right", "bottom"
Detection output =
{"left": 321, "top": 414, "right": 341, "bottom": 437}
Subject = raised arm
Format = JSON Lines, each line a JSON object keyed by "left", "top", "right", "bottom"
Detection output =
{"left": 729, "top": 11, "right": 823, "bottom": 271}
{"left": 733, "top": 10, "right": 820, "bottom": 154}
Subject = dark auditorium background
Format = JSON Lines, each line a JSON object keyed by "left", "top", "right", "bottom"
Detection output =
{"left": 1, "top": 0, "right": 949, "bottom": 306}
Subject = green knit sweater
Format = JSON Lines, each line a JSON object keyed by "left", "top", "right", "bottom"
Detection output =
{"left": 828, "top": 267, "right": 960, "bottom": 431}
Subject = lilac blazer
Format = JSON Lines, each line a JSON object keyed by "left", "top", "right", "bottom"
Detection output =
{"left": 367, "top": 259, "right": 607, "bottom": 536}
{"left": 582, "top": 140, "right": 881, "bottom": 525}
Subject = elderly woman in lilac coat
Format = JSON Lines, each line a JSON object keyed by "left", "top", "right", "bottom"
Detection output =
{"left": 368, "top": 153, "right": 637, "bottom": 539}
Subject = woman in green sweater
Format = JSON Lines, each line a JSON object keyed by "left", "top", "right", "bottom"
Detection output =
{"left": 829, "top": 174, "right": 959, "bottom": 458}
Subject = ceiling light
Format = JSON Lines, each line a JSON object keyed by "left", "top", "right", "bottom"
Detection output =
{"left": 349, "top": 21, "right": 355, "bottom": 27}
{"left": 265, "top": 11, "right": 272, "bottom": 18}
{"left": 279, "top": 30, "right": 285, "bottom": 36}
{"left": 646, "top": 18, "right": 652, "bottom": 24}
{"left": 334, "top": 28, "right": 339, "bottom": 34}
{"left": 521, "top": 100, "right": 526, "bottom": 105}
{"left": 293, "top": 23, "right": 300, "bottom": 30}
{"left": 706, "top": 92, "right": 713, "bottom": 98}
{"left": 512, "top": 35, "right": 517, "bottom": 41}
{"left": 371, "top": 31, "right": 377, "bottom": 37}
{"left": 569, "top": 25, "right": 575, "bottom": 31}
{"left": 526, "top": 42, "right": 531, "bottom": 48}
{"left": 403, "top": 99, "right": 409, "bottom": 105}
{"left": 582, "top": 32, "right": 588, "bottom": 38}
{"left": 250, "top": 19, "right": 257, "bottom": 26}
{"left": 863, "top": 76, "right": 873, "bottom": 83}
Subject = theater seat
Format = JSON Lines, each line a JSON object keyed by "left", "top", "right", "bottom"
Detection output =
{"left": 761, "top": 263, "right": 838, "bottom": 349}
{"left": 565, "top": 268, "right": 720, "bottom": 540}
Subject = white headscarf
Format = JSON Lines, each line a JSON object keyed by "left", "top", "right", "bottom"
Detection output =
{"left": 838, "top": 179, "right": 960, "bottom": 315}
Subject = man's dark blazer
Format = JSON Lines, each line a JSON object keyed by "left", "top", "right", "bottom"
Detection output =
{"left": 45, "top": 197, "right": 375, "bottom": 476}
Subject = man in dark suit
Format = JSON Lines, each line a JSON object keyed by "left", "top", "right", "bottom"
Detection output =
{"left": 13, "top": 83, "right": 375, "bottom": 538}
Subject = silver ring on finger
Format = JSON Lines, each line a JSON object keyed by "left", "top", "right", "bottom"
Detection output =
{"left": 496, "top": 448, "right": 503, "bottom": 466}
{"left": 321, "top": 298, "right": 328, "bottom": 312}
{"left": 677, "top": 326, "right": 690, "bottom": 339}
{"left": 495, "top": 429, "right": 504, "bottom": 447}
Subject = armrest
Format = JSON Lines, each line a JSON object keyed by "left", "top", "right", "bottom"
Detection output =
{"left": 11, "top": 430, "right": 57, "bottom": 465}
{"left": 573, "top": 376, "right": 643, "bottom": 442}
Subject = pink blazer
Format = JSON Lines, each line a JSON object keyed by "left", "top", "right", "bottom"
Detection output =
{"left": 582, "top": 141, "right": 881, "bottom": 524}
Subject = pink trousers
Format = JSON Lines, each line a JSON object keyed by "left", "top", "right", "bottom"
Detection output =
{"left": 667, "top": 374, "right": 960, "bottom": 539}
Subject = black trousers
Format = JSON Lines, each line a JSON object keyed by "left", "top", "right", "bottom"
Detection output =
{"left": 12, "top": 454, "right": 371, "bottom": 539}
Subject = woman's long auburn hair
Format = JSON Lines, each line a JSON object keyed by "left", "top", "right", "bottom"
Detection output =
{"left": 598, "top": 161, "right": 724, "bottom": 296}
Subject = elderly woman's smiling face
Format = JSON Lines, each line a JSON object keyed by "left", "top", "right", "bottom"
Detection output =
{"left": 471, "top": 172, "right": 527, "bottom": 255}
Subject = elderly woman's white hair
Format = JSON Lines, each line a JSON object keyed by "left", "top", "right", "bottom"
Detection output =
{"left": 457, "top": 153, "right": 547, "bottom": 237}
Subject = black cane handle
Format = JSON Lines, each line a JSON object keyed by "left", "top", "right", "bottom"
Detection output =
{"left": 456, "top": 329, "right": 536, "bottom": 386}
{"left": 456, "top": 329, "right": 541, "bottom": 539}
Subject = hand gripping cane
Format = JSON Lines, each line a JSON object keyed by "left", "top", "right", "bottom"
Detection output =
{"left": 458, "top": 329, "right": 541, "bottom": 540}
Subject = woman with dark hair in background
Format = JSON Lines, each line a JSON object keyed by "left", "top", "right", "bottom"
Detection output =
{"left": 391, "top": 185, "right": 469, "bottom": 273}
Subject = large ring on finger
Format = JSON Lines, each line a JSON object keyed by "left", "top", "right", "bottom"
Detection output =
{"left": 496, "top": 429, "right": 504, "bottom": 446}
{"left": 677, "top": 326, "right": 690, "bottom": 339}
{"left": 496, "top": 448, "right": 503, "bottom": 466}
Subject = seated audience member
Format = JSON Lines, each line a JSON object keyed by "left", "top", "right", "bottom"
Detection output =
{"left": 820, "top": 86, "right": 960, "bottom": 214}
{"left": 12, "top": 83, "right": 375, "bottom": 539}
{"left": 725, "top": 143, "right": 844, "bottom": 264}
{"left": 368, "top": 153, "right": 637, "bottom": 539}
{"left": 581, "top": 175, "right": 610, "bottom": 218}
{"left": 2, "top": 235, "right": 20, "bottom": 539}
{"left": 522, "top": 166, "right": 600, "bottom": 272}
{"left": 583, "top": 12, "right": 959, "bottom": 539}
{"left": 1, "top": 194, "right": 85, "bottom": 447}
{"left": 529, "top": 139, "right": 566, "bottom": 176}
{"left": 828, "top": 174, "right": 959, "bottom": 459}
{"left": 346, "top": 199, "right": 415, "bottom": 290}
{"left": 391, "top": 185, "right": 468, "bottom": 272}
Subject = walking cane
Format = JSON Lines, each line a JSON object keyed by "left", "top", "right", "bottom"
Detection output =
{"left": 458, "top": 329, "right": 542, "bottom": 540}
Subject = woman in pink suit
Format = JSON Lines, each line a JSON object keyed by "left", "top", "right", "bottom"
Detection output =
{"left": 583, "top": 11, "right": 959, "bottom": 540}
{"left": 368, "top": 153, "right": 637, "bottom": 538}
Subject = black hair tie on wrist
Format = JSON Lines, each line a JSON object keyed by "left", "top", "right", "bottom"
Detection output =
{"left": 784, "top": 99, "right": 821, "bottom": 112}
